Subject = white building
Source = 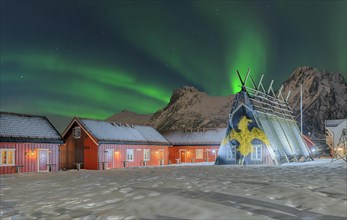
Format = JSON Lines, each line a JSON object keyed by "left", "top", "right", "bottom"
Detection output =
{"left": 325, "top": 119, "right": 347, "bottom": 160}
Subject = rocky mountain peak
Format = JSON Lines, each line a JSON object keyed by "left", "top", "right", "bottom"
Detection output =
{"left": 168, "top": 86, "right": 206, "bottom": 106}
{"left": 281, "top": 67, "right": 346, "bottom": 137}
{"left": 149, "top": 86, "right": 233, "bottom": 131}
{"left": 107, "top": 66, "right": 346, "bottom": 138}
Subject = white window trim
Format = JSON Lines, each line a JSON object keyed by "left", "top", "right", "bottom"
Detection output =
{"left": 226, "top": 148, "right": 232, "bottom": 160}
{"left": 0, "top": 149, "right": 16, "bottom": 166}
{"left": 195, "top": 149, "right": 203, "bottom": 159}
{"left": 226, "top": 145, "right": 236, "bottom": 160}
{"left": 232, "top": 145, "right": 236, "bottom": 159}
{"left": 251, "top": 145, "right": 262, "bottom": 161}
{"left": 73, "top": 127, "right": 81, "bottom": 139}
{"left": 143, "top": 149, "right": 150, "bottom": 161}
{"left": 126, "top": 149, "right": 134, "bottom": 162}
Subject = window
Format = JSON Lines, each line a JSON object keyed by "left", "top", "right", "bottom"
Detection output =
{"left": 144, "top": 149, "right": 150, "bottom": 161}
{"left": 226, "top": 146, "right": 236, "bottom": 160}
{"left": 0, "top": 149, "right": 15, "bottom": 166}
{"left": 251, "top": 145, "right": 262, "bottom": 160}
{"left": 126, "top": 149, "right": 134, "bottom": 161}
{"left": 73, "top": 127, "right": 81, "bottom": 139}
{"left": 196, "top": 149, "right": 203, "bottom": 159}
{"left": 226, "top": 149, "right": 232, "bottom": 159}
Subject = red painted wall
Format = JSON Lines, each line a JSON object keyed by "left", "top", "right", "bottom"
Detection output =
{"left": 169, "top": 145, "right": 219, "bottom": 164}
{"left": 98, "top": 144, "right": 169, "bottom": 169}
{"left": 84, "top": 138, "right": 98, "bottom": 170}
{"left": 0, "top": 142, "right": 60, "bottom": 174}
{"left": 62, "top": 122, "right": 98, "bottom": 170}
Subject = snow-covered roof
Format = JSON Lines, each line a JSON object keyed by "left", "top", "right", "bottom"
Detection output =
{"left": 0, "top": 112, "right": 63, "bottom": 143}
{"left": 78, "top": 119, "right": 169, "bottom": 145}
{"left": 161, "top": 128, "right": 225, "bottom": 146}
{"left": 326, "top": 119, "right": 346, "bottom": 128}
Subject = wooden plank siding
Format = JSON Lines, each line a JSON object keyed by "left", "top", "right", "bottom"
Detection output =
{"left": 0, "top": 142, "right": 60, "bottom": 174}
{"left": 98, "top": 144, "right": 169, "bottom": 169}
{"left": 61, "top": 122, "right": 98, "bottom": 170}
{"left": 169, "top": 145, "right": 219, "bottom": 164}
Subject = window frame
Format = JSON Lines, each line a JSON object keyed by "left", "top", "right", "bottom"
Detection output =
{"left": 195, "top": 149, "right": 203, "bottom": 159}
{"left": 0, "top": 149, "right": 16, "bottom": 166}
{"left": 226, "top": 145, "right": 236, "bottom": 160}
{"left": 126, "top": 149, "right": 134, "bottom": 162}
{"left": 143, "top": 149, "right": 150, "bottom": 161}
{"left": 73, "top": 126, "right": 81, "bottom": 139}
{"left": 251, "top": 144, "right": 262, "bottom": 161}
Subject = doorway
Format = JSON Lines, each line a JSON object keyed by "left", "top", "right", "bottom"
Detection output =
{"left": 179, "top": 149, "right": 186, "bottom": 163}
{"left": 106, "top": 149, "right": 114, "bottom": 169}
{"left": 38, "top": 149, "right": 49, "bottom": 172}
{"left": 158, "top": 149, "right": 164, "bottom": 165}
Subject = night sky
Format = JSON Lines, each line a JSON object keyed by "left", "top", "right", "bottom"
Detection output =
{"left": 1, "top": 1, "right": 346, "bottom": 132}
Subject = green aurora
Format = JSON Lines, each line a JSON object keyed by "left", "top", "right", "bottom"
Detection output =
{"left": 1, "top": 1, "right": 346, "bottom": 131}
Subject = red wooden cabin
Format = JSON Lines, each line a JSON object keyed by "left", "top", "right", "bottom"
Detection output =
{"left": 162, "top": 128, "right": 225, "bottom": 164}
{"left": 61, "top": 118, "right": 170, "bottom": 170}
{"left": 0, "top": 112, "right": 63, "bottom": 174}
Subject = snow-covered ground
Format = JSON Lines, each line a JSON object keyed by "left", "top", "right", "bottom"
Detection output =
{"left": 0, "top": 159, "right": 346, "bottom": 220}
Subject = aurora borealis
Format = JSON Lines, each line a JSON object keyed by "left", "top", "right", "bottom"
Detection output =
{"left": 1, "top": 1, "right": 346, "bottom": 131}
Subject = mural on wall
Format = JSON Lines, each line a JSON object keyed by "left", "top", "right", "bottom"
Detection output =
{"left": 221, "top": 116, "right": 269, "bottom": 165}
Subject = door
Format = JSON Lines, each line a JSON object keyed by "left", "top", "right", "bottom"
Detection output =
{"left": 59, "top": 144, "right": 66, "bottom": 169}
{"left": 158, "top": 149, "right": 164, "bottom": 165}
{"left": 106, "top": 149, "right": 114, "bottom": 169}
{"left": 38, "top": 149, "right": 49, "bottom": 172}
{"left": 180, "top": 150, "right": 186, "bottom": 163}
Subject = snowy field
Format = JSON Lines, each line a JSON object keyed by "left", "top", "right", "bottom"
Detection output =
{"left": 0, "top": 159, "right": 346, "bottom": 220}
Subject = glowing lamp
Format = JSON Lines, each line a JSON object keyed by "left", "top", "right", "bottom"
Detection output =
{"left": 25, "top": 151, "right": 34, "bottom": 156}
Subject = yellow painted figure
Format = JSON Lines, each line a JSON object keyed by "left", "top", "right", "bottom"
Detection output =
{"left": 222, "top": 116, "right": 269, "bottom": 165}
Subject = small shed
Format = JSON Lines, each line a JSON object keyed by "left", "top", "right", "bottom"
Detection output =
{"left": 161, "top": 129, "right": 225, "bottom": 164}
{"left": 326, "top": 119, "right": 347, "bottom": 161}
{"left": 61, "top": 118, "right": 171, "bottom": 170}
{"left": 0, "top": 112, "right": 63, "bottom": 174}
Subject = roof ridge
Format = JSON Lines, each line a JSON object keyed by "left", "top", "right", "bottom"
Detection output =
{"left": 0, "top": 111, "right": 46, "bottom": 119}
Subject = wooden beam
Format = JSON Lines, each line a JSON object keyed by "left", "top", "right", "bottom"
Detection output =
{"left": 267, "top": 80, "right": 274, "bottom": 94}
{"left": 285, "top": 90, "right": 292, "bottom": 102}
{"left": 250, "top": 76, "right": 257, "bottom": 89}
{"left": 257, "top": 74, "right": 264, "bottom": 90}
{"left": 236, "top": 70, "right": 244, "bottom": 86}
{"left": 277, "top": 85, "right": 283, "bottom": 99}
{"left": 244, "top": 68, "right": 251, "bottom": 86}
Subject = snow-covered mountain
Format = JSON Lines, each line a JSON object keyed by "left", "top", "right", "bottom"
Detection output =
{"left": 148, "top": 86, "right": 234, "bottom": 131}
{"left": 107, "top": 67, "right": 346, "bottom": 137}
{"left": 281, "top": 66, "right": 346, "bottom": 137}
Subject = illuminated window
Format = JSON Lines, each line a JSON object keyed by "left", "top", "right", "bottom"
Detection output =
{"left": 251, "top": 145, "right": 262, "bottom": 160}
{"left": 126, "top": 149, "right": 134, "bottom": 161}
{"left": 73, "top": 127, "right": 81, "bottom": 139}
{"left": 143, "top": 149, "right": 150, "bottom": 161}
{"left": 196, "top": 149, "right": 203, "bottom": 159}
{"left": 0, "top": 149, "right": 15, "bottom": 166}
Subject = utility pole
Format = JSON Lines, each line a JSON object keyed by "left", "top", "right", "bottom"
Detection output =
{"left": 300, "top": 84, "right": 303, "bottom": 134}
